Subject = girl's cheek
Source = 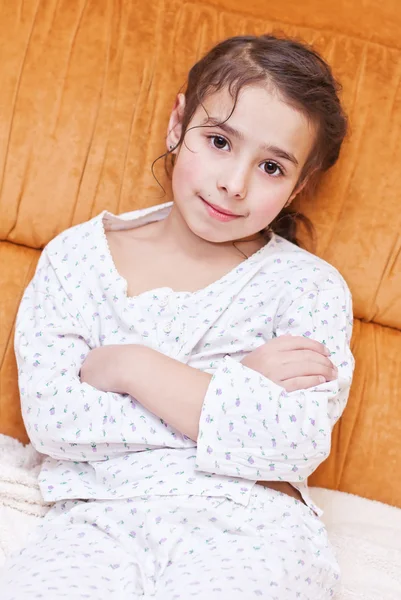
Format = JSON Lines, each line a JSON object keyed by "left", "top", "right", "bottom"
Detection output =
{"left": 174, "top": 161, "right": 197, "bottom": 189}
{"left": 252, "top": 195, "right": 287, "bottom": 224}
{"left": 173, "top": 154, "right": 193, "bottom": 184}
{"left": 175, "top": 149, "right": 210, "bottom": 184}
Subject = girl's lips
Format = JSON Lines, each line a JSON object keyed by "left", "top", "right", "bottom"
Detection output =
{"left": 200, "top": 197, "right": 242, "bottom": 222}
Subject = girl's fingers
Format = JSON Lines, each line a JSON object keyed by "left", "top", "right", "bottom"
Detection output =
{"left": 276, "top": 335, "right": 330, "bottom": 356}
{"left": 282, "top": 375, "right": 330, "bottom": 393}
{"left": 279, "top": 360, "right": 337, "bottom": 382}
{"left": 285, "top": 350, "right": 336, "bottom": 370}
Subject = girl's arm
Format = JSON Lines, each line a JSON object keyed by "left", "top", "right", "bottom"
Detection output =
{"left": 81, "top": 334, "right": 333, "bottom": 441}
{"left": 195, "top": 280, "right": 354, "bottom": 482}
{"left": 15, "top": 250, "right": 193, "bottom": 462}
{"left": 83, "top": 276, "right": 354, "bottom": 483}
{"left": 81, "top": 344, "right": 211, "bottom": 442}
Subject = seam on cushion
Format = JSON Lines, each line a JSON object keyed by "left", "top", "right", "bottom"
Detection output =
{"left": 75, "top": 0, "right": 118, "bottom": 223}
{"left": 50, "top": 0, "right": 89, "bottom": 141}
{"left": 336, "top": 375, "right": 366, "bottom": 488}
{"left": 320, "top": 42, "right": 368, "bottom": 259}
{"left": 48, "top": 0, "right": 93, "bottom": 230}
{"left": 0, "top": 0, "right": 41, "bottom": 239}
{"left": 336, "top": 322, "right": 372, "bottom": 488}
{"left": 0, "top": 248, "right": 40, "bottom": 371}
{"left": 370, "top": 234, "right": 401, "bottom": 324}
{"left": 5, "top": 155, "right": 33, "bottom": 243}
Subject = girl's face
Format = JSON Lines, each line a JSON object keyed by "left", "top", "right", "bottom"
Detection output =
{"left": 167, "top": 84, "right": 316, "bottom": 244}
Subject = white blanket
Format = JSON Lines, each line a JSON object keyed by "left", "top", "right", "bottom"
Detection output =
{"left": 0, "top": 433, "right": 400, "bottom": 599}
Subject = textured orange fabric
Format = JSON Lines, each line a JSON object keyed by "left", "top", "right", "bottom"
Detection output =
{"left": 0, "top": 242, "right": 40, "bottom": 443}
{"left": 309, "top": 320, "right": 401, "bottom": 506}
{"left": 0, "top": 0, "right": 400, "bottom": 506}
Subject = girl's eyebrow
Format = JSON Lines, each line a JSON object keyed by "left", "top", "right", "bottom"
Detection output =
{"left": 204, "top": 117, "right": 299, "bottom": 167}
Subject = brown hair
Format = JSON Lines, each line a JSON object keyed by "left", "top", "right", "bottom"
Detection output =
{"left": 163, "top": 34, "right": 348, "bottom": 246}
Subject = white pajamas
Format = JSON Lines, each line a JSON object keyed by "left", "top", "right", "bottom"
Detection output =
{"left": 1, "top": 201, "right": 354, "bottom": 598}
{"left": 1, "top": 488, "right": 340, "bottom": 599}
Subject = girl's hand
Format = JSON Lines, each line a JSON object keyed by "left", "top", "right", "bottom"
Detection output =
{"left": 79, "top": 345, "right": 131, "bottom": 393}
{"left": 240, "top": 335, "right": 337, "bottom": 392}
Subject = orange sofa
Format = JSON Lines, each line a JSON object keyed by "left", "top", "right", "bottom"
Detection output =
{"left": 0, "top": 0, "right": 400, "bottom": 510}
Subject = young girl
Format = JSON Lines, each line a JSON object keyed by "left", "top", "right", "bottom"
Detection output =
{"left": 2, "top": 35, "right": 354, "bottom": 599}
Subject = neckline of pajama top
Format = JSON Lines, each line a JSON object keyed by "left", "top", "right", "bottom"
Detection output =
{"left": 16, "top": 201, "right": 355, "bottom": 517}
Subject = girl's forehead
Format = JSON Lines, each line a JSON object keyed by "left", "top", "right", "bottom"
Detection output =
{"left": 195, "top": 85, "right": 315, "bottom": 166}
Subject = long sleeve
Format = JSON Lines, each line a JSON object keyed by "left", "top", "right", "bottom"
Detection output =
{"left": 195, "top": 278, "right": 354, "bottom": 482}
{"left": 14, "top": 250, "right": 186, "bottom": 462}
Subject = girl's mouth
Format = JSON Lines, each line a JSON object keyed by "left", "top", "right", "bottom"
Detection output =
{"left": 200, "top": 197, "right": 242, "bottom": 222}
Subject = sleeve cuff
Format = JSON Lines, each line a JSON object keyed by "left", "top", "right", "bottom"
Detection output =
{"left": 196, "top": 355, "right": 285, "bottom": 479}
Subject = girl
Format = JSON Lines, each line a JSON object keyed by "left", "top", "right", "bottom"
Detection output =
{"left": 2, "top": 35, "right": 354, "bottom": 599}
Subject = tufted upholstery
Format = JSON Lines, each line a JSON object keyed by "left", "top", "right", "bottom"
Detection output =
{"left": 0, "top": 0, "right": 400, "bottom": 507}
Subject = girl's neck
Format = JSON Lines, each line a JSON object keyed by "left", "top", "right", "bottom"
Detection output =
{"left": 160, "top": 203, "right": 231, "bottom": 258}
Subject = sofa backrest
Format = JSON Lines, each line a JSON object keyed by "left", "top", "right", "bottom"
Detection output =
{"left": 0, "top": 0, "right": 400, "bottom": 506}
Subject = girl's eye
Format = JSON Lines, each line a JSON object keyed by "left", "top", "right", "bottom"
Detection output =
{"left": 210, "top": 135, "right": 229, "bottom": 150}
{"left": 262, "top": 161, "right": 283, "bottom": 177}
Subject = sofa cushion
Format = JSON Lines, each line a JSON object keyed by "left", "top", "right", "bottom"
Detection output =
{"left": 311, "top": 487, "right": 401, "bottom": 600}
{"left": 0, "top": 242, "right": 39, "bottom": 442}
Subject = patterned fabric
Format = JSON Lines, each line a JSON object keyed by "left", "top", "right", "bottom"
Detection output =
{"left": 14, "top": 201, "right": 354, "bottom": 515}
{"left": 0, "top": 487, "right": 340, "bottom": 599}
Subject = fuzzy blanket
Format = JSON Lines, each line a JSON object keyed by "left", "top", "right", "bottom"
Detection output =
{"left": 0, "top": 433, "right": 400, "bottom": 599}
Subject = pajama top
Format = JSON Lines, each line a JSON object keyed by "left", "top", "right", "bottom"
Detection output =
{"left": 14, "top": 201, "right": 355, "bottom": 516}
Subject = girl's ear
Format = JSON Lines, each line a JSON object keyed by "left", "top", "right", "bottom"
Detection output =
{"left": 287, "top": 180, "right": 307, "bottom": 205}
{"left": 166, "top": 93, "right": 186, "bottom": 153}
{"left": 287, "top": 169, "right": 316, "bottom": 205}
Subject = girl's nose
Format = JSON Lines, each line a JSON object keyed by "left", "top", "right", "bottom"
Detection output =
{"left": 217, "top": 166, "right": 248, "bottom": 199}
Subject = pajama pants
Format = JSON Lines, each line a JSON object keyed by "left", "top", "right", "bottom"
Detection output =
{"left": 0, "top": 486, "right": 340, "bottom": 599}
